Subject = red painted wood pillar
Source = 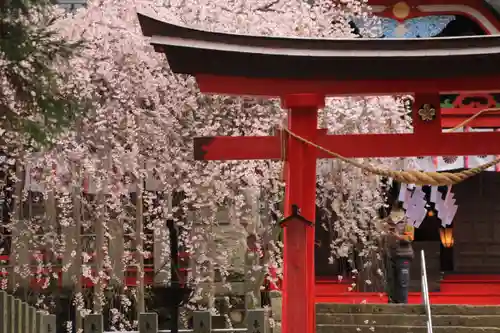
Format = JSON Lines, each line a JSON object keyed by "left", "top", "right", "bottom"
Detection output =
{"left": 281, "top": 94, "right": 324, "bottom": 333}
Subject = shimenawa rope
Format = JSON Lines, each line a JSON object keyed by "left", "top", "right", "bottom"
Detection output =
{"left": 282, "top": 107, "right": 500, "bottom": 186}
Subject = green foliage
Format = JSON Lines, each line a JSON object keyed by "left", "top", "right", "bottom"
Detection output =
{"left": 0, "top": 0, "right": 84, "bottom": 147}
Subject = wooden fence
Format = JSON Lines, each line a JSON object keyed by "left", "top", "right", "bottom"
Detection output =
{"left": 84, "top": 309, "right": 268, "bottom": 333}
{"left": 1, "top": 290, "right": 267, "bottom": 333}
{"left": 0, "top": 290, "right": 57, "bottom": 333}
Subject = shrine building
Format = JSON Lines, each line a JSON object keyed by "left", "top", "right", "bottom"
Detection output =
{"left": 314, "top": 0, "right": 500, "bottom": 304}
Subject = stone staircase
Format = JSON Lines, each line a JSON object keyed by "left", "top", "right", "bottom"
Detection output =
{"left": 316, "top": 303, "right": 500, "bottom": 333}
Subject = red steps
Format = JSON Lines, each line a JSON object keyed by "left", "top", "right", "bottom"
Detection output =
{"left": 314, "top": 275, "right": 500, "bottom": 305}
{"left": 316, "top": 280, "right": 351, "bottom": 296}
{"left": 316, "top": 292, "right": 500, "bottom": 305}
{"left": 440, "top": 274, "right": 500, "bottom": 294}
{"left": 440, "top": 280, "right": 500, "bottom": 293}
{"left": 443, "top": 274, "right": 500, "bottom": 280}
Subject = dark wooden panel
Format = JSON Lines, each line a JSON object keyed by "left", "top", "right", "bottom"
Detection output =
{"left": 453, "top": 172, "right": 500, "bottom": 273}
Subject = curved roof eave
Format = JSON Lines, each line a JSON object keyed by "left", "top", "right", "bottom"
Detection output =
{"left": 137, "top": 12, "right": 500, "bottom": 83}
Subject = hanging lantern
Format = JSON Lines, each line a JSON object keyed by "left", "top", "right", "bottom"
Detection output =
{"left": 440, "top": 227, "right": 454, "bottom": 248}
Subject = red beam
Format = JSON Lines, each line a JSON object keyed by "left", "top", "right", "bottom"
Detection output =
{"left": 196, "top": 75, "right": 500, "bottom": 97}
{"left": 194, "top": 136, "right": 281, "bottom": 160}
{"left": 316, "top": 131, "right": 500, "bottom": 157}
{"left": 442, "top": 117, "right": 500, "bottom": 128}
{"left": 441, "top": 108, "right": 500, "bottom": 127}
{"left": 194, "top": 131, "right": 500, "bottom": 160}
{"left": 441, "top": 108, "right": 495, "bottom": 116}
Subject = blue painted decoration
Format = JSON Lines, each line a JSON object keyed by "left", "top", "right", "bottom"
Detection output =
{"left": 354, "top": 15, "right": 456, "bottom": 38}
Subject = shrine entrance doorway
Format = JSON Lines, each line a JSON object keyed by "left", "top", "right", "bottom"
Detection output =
{"left": 452, "top": 172, "right": 500, "bottom": 274}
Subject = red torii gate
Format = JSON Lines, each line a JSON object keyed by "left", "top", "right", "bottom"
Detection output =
{"left": 137, "top": 12, "right": 500, "bottom": 333}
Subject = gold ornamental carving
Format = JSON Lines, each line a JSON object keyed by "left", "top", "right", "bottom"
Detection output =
{"left": 393, "top": 1, "right": 411, "bottom": 20}
{"left": 418, "top": 104, "right": 436, "bottom": 122}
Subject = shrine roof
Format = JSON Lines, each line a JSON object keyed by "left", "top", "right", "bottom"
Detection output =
{"left": 367, "top": 0, "right": 500, "bottom": 17}
{"left": 137, "top": 12, "right": 500, "bottom": 84}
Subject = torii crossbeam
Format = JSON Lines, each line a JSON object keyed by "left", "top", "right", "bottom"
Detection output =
{"left": 137, "top": 12, "right": 500, "bottom": 333}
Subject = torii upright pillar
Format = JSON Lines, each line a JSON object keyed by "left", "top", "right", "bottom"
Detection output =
{"left": 137, "top": 12, "right": 500, "bottom": 333}
{"left": 280, "top": 94, "right": 324, "bottom": 333}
